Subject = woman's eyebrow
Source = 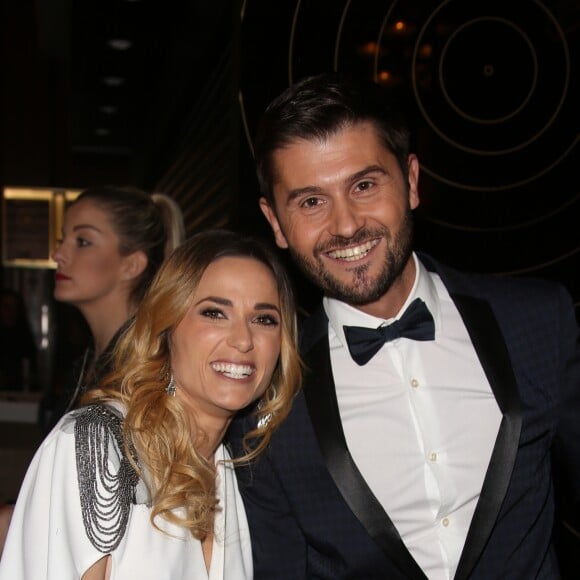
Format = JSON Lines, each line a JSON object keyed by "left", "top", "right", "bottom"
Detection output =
{"left": 195, "top": 296, "right": 281, "bottom": 314}
{"left": 73, "top": 224, "right": 103, "bottom": 233}
{"left": 195, "top": 296, "right": 232, "bottom": 307}
{"left": 255, "top": 302, "right": 281, "bottom": 313}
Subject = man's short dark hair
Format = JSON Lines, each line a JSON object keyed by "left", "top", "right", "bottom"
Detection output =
{"left": 254, "top": 72, "right": 412, "bottom": 204}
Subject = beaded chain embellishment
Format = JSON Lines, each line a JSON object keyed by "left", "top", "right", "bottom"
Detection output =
{"left": 74, "top": 404, "right": 139, "bottom": 553}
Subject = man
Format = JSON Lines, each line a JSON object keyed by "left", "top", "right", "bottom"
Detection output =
{"left": 232, "top": 73, "right": 580, "bottom": 579}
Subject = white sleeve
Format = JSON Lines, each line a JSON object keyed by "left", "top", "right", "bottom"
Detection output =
{"left": 0, "top": 414, "right": 119, "bottom": 579}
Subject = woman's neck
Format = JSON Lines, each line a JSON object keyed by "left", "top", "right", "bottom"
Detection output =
{"left": 175, "top": 383, "right": 233, "bottom": 461}
{"left": 78, "top": 299, "right": 134, "bottom": 356}
{"left": 195, "top": 420, "right": 230, "bottom": 462}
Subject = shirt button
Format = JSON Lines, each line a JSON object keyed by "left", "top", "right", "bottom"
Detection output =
{"left": 442, "top": 518, "right": 450, "bottom": 527}
{"left": 410, "top": 378, "right": 419, "bottom": 388}
{"left": 429, "top": 452, "right": 438, "bottom": 462}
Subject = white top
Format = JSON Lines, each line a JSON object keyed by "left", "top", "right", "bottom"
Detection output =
{"left": 0, "top": 407, "right": 252, "bottom": 580}
{"left": 324, "top": 253, "right": 501, "bottom": 580}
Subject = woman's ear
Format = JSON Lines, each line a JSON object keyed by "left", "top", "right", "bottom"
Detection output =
{"left": 121, "top": 250, "right": 148, "bottom": 281}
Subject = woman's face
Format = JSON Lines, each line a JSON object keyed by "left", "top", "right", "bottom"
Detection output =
{"left": 170, "top": 256, "right": 282, "bottom": 425}
{"left": 52, "top": 199, "right": 131, "bottom": 308}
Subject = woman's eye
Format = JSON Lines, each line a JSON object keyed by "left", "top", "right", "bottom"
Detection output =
{"left": 76, "top": 237, "right": 90, "bottom": 248}
{"left": 255, "top": 314, "right": 279, "bottom": 326}
{"left": 201, "top": 308, "right": 225, "bottom": 320}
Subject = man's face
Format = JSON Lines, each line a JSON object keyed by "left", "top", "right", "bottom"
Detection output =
{"left": 260, "top": 122, "right": 420, "bottom": 315}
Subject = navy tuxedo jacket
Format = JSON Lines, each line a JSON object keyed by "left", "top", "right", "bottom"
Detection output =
{"left": 231, "top": 256, "right": 580, "bottom": 579}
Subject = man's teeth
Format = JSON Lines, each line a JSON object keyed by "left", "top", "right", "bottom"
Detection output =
{"left": 327, "top": 240, "right": 378, "bottom": 262}
{"left": 211, "top": 362, "right": 254, "bottom": 379}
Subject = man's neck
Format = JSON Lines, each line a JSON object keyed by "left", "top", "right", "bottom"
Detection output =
{"left": 348, "top": 256, "right": 417, "bottom": 320}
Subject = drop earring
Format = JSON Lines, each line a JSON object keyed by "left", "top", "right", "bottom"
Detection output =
{"left": 166, "top": 373, "right": 176, "bottom": 397}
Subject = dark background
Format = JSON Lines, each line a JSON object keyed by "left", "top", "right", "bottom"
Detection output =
{"left": 0, "top": 1, "right": 579, "bottom": 569}
{"left": 1, "top": 0, "right": 578, "bottom": 315}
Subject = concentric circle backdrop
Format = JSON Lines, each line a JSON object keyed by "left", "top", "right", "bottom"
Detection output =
{"left": 239, "top": 0, "right": 579, "bottom": 311}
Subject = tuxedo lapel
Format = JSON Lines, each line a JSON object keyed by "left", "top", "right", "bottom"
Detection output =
{"left": 450, "top": 293, "right": 522, "bottom": 580}
{"left": 420, "top": 254, "right": 523, "bottom": 579}
{"left": 301, "top": 308, "right": 427, "bottom": 580}
{"left": 299, "top": 257, "right": 522, "bottom": 580}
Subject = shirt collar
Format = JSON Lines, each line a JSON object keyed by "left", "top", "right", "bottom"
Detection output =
{"left": 323, "top": 253, "right": 441, "bottom": 347}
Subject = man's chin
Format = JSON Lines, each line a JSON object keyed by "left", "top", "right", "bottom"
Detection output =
{"left": 326, "top": 286, "right": 386, "bottom": 306}
{"left": 318, "top": 273, "right": 387, "bottom": 305}
{"left": 290, "top": 248, "right": 396, "bottom": 304}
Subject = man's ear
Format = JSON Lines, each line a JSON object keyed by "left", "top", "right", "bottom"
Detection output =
{"left": 407, "top": 154, "right": 420, "bottom": 210}
{"left": 259, "top": 197, "right": 289, "bottom": 249}
{"left": 121, "top": 250, "right": 148, "bottom": 282}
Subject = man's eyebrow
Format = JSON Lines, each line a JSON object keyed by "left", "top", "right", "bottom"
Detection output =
{"left": 284, "top": 165, "right": 388, "bottom": 204}
{"left": 347, "top": 165, "right": 387, "bottom": 186}
{"left": 285, "top": 185, "right": 323, "bottom": 205}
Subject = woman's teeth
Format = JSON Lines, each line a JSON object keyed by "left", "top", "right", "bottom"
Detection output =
{"left": 211, "top": 362, "right": 254, "bottom": 379}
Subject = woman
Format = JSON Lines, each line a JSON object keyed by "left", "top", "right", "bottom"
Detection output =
{"left": 0, "top": 186, "right": 185, "bottom": 558}
{"left": 50, "top": 186, "right": 185, "bottom": 418}
{"left": 0, "top": 230, "right": 302, "bottom": 579}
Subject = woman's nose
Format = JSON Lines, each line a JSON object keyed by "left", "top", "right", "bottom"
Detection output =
{"left": 227, "top": 320, "right": 254, "bottom": 353}
{"left": 52, "top": 241, "right": 66, "bottom": 264}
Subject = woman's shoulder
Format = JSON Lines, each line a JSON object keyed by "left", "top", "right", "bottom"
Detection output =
{"left": 55, "top": 401, "right": 124, "bottom": 437}
{"left": 68, "top": 401, "right": 125, "bottom": 430}
{"left": 71, "top": 402, "right": 141, "bottom": 554}
{"left": 67, "top": 402, "right": 133, "bottom": 482}
{"left": 71, "top": 403, "right": 126, "bottom": 464}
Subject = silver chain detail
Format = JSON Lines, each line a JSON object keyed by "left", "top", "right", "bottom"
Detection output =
{"left": 74, "top": 404, "right": 139, "bottom": 553}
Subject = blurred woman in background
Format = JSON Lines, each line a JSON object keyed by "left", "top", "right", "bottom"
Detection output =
{"left": 50, "top": 186, "right": 185, "bottom": 418}
{"left": 0, "top": 186, "right": 185, "bottom": 559}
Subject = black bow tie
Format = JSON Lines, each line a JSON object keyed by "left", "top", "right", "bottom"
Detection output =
{"left": 343, "top": 298, "right": 435, "bottom": 366}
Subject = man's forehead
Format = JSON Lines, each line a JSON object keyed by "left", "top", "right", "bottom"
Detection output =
{"left": 275, "top": 120, "right": 379, "bottom": 151}
{"left": 271, "top": 124, "right": 388, "bottom": 179}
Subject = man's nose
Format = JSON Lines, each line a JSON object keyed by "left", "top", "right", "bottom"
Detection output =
{"left": 329, "top": 198, "right": 365, "bottom": 239}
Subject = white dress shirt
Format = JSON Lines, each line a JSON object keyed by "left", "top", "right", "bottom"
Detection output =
{"left": 324, "top": 253, "right": 501, "bottom": 580}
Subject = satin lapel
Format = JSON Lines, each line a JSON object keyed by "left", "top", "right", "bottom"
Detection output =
{"left": 451, "top": 294, "right": 522, "bottom": 580}
{"left": 301, "top": 309, "right": 427, "bottom": 580}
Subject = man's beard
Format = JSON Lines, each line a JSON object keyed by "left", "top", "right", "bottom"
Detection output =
{"left": 288, "top": 209, "right": 414, "bottom": 306}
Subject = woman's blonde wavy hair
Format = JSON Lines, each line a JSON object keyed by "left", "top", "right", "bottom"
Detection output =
{"left": 84, "top": 229, "right": 301, "bottom": 539}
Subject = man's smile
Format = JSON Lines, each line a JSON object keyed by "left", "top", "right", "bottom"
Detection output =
{"left": 325, "top": 239, "right": 380, "bottom": 263}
